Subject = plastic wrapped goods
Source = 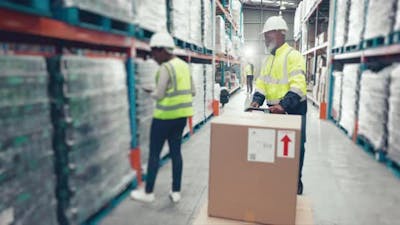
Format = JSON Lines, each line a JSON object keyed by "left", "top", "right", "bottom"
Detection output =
{"left": 332, "top": 71, "right": 343, "bottom": 121}
{"left": 171, "top": 0, "right": 190, "bottom": 42}
{"left": 48, "top": 55, "right": 134, "bottom": 225}
{"left": 294, "top": 1, "right": 303, "bottom": 39}
{"left": 58, "top": 0, "right": 133, "bottom": 22}
{"left": 388, "top": 64, "right": 400, "bottom": 164}
{"left": 203, "top": 0, "right": 213, "bottom": 49}
{"left": 0, "top": 55, "right": 57, "bottom": 225}
{"left": 205, "top": 64, "right": 214, "bottom": 117}
{"left": 135, "top": 58, "right": 159, "bottom": 162}
{"left": 346, "top": 0, "right": 366, "bottom": 46}
{"left": 216, "top": 16, "right": 226, "bottom": 54}
{"left": 190, "top": 0, "right": 202, "bottom": 46}
{"left": 358, "top": 67, "right": 391, "bottom": 150}
{"left": 231, "top": 0, "right": 241, "bottom": 26}
{"left": 364, "top": 0, "right": 396, "bottom": 40}
{"left": 339, "top": 64, "right": 360, "bottom": 136}
{"left": 191, "top": 63, "right": 205, "bottom": 125}
{"left": 334, "top": 0, "right": 349, "bottom": 47}
{"left": 134, "top": 0, "right": 167, "bottom": 32}
{"left": 394, "top": 0, "right": 400, "bottom": 31}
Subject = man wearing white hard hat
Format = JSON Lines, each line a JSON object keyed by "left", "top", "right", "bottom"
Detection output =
{"left": 131, "top": 31, "right": 195, "bottom": 203}
{"left": 250, "top": 16, "right": 307, "bottom": 195}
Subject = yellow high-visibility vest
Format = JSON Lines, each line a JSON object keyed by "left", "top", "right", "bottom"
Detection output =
{"left": 245, "top": 64, "right": 254, "bottom": 75}
{"left": 153, "top": 57, "right": 194, "bottom": 119}
{"left": 255, "top": 43, "right": 307, "bottom": 105}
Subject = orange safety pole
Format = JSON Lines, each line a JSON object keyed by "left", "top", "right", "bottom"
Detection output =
{"left": 189, "top": 116, "right": 194, "bottom": 135}
{"left": 213, "top": 100, "right": 220, "bottom": 116}
{"left": 129, "top": 148, "right": 143, "bottom": 186}
{"left": 319, "top": 102, "right": 327, "bottom": 120}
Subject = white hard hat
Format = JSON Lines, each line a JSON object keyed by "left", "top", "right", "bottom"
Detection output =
{"left": 149, "top": 32, "right": 175, "bottom": 49}
{"left": 261, "top": 16, "right": 288, "bottom": 34}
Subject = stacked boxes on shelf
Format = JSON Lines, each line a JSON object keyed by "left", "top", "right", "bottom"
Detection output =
{"left": 216, "top": 16, "right": 226, "bottom": 54}
{"left": 394, "top": 1, "right": 400, "bottom": 32}
{"left": 135, "top": 58, "right": 159, "bottom": 163}
{"left": 312, "top": 57, "right": 327, "bottom": 103}
{"left": 346, "top": 0, "right": 366, "bottom": 47}
{"left": 0, "top": 55, "right": 57, "bottom": 225}
{"left": 231, "top": 0, "right": 241, "bottom": 28}
{"left": 202, "top": 0, "right": 213, "bottom": 50}
{"left": 293, "top": 1, "right": 303, "bottom": 40}
{"left": 56, "top": 0, "right": 134, "bottom": 22}
{"left": 358, "top": 67, "right": 391, "bottom": 151}
{"left": 333, "top": 0, "right": 349, "bottom": 48}
{"left": 388, "top": 65, "right": 400, "bottom": 165}
{"left": 191, "top": 63, "right": 206, "bottom": 126}
{"left": 190, "top": 0, "right": 203, "bottom": 47}
{"left": 134, "top": 0, "right": 167, "bottom": 32}
{"left": 170, "top": 0, "right": 190, "bottom": 43}
{"left": 204, "top": 64, "right": 213, "bottom": 118}
{"left": 363, "top": 0, "right": 396, "bottom": 42}
{"left": 331, "top": 71, "right": 343, "bottom": 122}
{"left": 339, "top": 64, "right": 360, "bottom": 136}
{"left": 48, "top": 55, "right": 135, "bottom": 225}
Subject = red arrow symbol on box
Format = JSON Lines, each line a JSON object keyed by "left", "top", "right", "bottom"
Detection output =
{"left": 281, "top": 135, "right": 291, "bottom": 156}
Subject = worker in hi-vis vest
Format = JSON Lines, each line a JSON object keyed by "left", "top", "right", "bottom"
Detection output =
{"left": 250, "top": 16, "right": 307, "bottom": 195}
{"left": 245, "top": 62, "right": 255, "bottom": 94}
{"left": 131, "top": 32, "right": 195, "bottom": 203}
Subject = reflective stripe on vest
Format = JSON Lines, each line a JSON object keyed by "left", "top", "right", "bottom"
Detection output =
{"left": 260, "top": 47, "right": 306, "bottom": 104}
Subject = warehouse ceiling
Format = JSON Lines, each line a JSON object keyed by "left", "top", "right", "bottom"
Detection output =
{"left": 243, "top": 0, "right": 301, "bottom": 9}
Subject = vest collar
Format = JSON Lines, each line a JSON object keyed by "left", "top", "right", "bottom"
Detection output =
{"left": 274, "top": 43, "right": 290, "bottom": 56}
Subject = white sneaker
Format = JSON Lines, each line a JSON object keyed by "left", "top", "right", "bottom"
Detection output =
{"left": 169, "top": 191, "right": 181, "bottom": 203}
{"left": 130, "top": 189, "right": 155, "bottom": 203}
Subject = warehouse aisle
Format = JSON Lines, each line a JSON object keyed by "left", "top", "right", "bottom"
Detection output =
{"left": 101, "top": 89, "right": 400, "bottom": 225}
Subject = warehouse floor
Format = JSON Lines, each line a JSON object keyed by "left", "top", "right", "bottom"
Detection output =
{"left": 101, "top": 89, "right": 400, "bottom": 225}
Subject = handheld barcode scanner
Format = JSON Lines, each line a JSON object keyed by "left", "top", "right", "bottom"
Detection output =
{"left": 244, "top": 107, "right": 270, "bottom": 114}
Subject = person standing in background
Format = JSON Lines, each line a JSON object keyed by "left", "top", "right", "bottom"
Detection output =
{"left": 245, "top": 62, "right": 255, "bottom": 94}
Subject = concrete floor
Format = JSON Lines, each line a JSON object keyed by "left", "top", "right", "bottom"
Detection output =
{"left": 101, "top": 89, "right": 400, "bottom": 225}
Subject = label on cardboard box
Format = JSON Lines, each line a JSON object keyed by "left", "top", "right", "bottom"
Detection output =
{"left": 248, "top": 128, "right": 276, "bottom": 163}
{"left": 277, "top": 130, "right": 296, "bottom": 158}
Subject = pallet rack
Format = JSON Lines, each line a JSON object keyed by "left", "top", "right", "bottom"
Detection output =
{"left": 0, "top": 0, "right": 243, "bottom": 224}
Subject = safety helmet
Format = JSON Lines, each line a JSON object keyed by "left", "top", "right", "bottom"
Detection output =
{"left": 261, "top": 16, "right": 288, "bottom": 34}
{"left": 149, "top": 32, "right": 175, "bottom": 49}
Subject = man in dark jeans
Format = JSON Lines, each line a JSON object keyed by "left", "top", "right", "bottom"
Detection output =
{"left": 130, "top": 32, "right": 195, "bottom": 203}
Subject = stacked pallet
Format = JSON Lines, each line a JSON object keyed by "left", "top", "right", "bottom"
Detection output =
{"left": 170, "top": 0, "right": 190, "bottom": 42}
{"left": 48, "top": 55, "right": 135, "bottom": 225}
{"left": 334, "top": 0, "right": 350, "bottom": 48}
{"left": 190, "top": 0, "right": 203, "bottom": 47}
{"left": 57, "top": 0, "right": 134, "bottom": 22}
{"left": 364, "top": 0, "right": 396, "bottom": 41}
{"left": 216, "top": 16, "right": 226, "bottom": 54}
{"left": 331, "top": 71, "right": 343, "bottom": 122}
{"left": 202, "top": 0, "right": 213, "bottom": 50}
{"left": 135, "top": 58, "right": 159, "bottom": 163}
{"left": 346, "top": 0, "right": 366, "bottom": 46}
{"left": 0, "top": 55, "right": 57, "bottom": 225}
{"left": 358, "top": 67, "right": 391, "bottom": 151}
{"left": 134, "top": 0, "right": 167, "bottom": 32}
{"left": 339, "top": 64, "right": 360, "bottom": 136}
{"left": 388, "top": 64, "right": 400, "bottom": 164}
{"left": 205, "top": 64, "right": 214, "bottom": 118}
{"left": 191, "top": 63, "right": 206, "bottom": 126}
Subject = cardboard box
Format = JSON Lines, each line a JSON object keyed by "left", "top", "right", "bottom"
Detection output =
{"left": 194, "top": 196, "right": 314, "bottom": 225}
{"left": 208, "top": 113, "right": 302, "bottom": 225}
